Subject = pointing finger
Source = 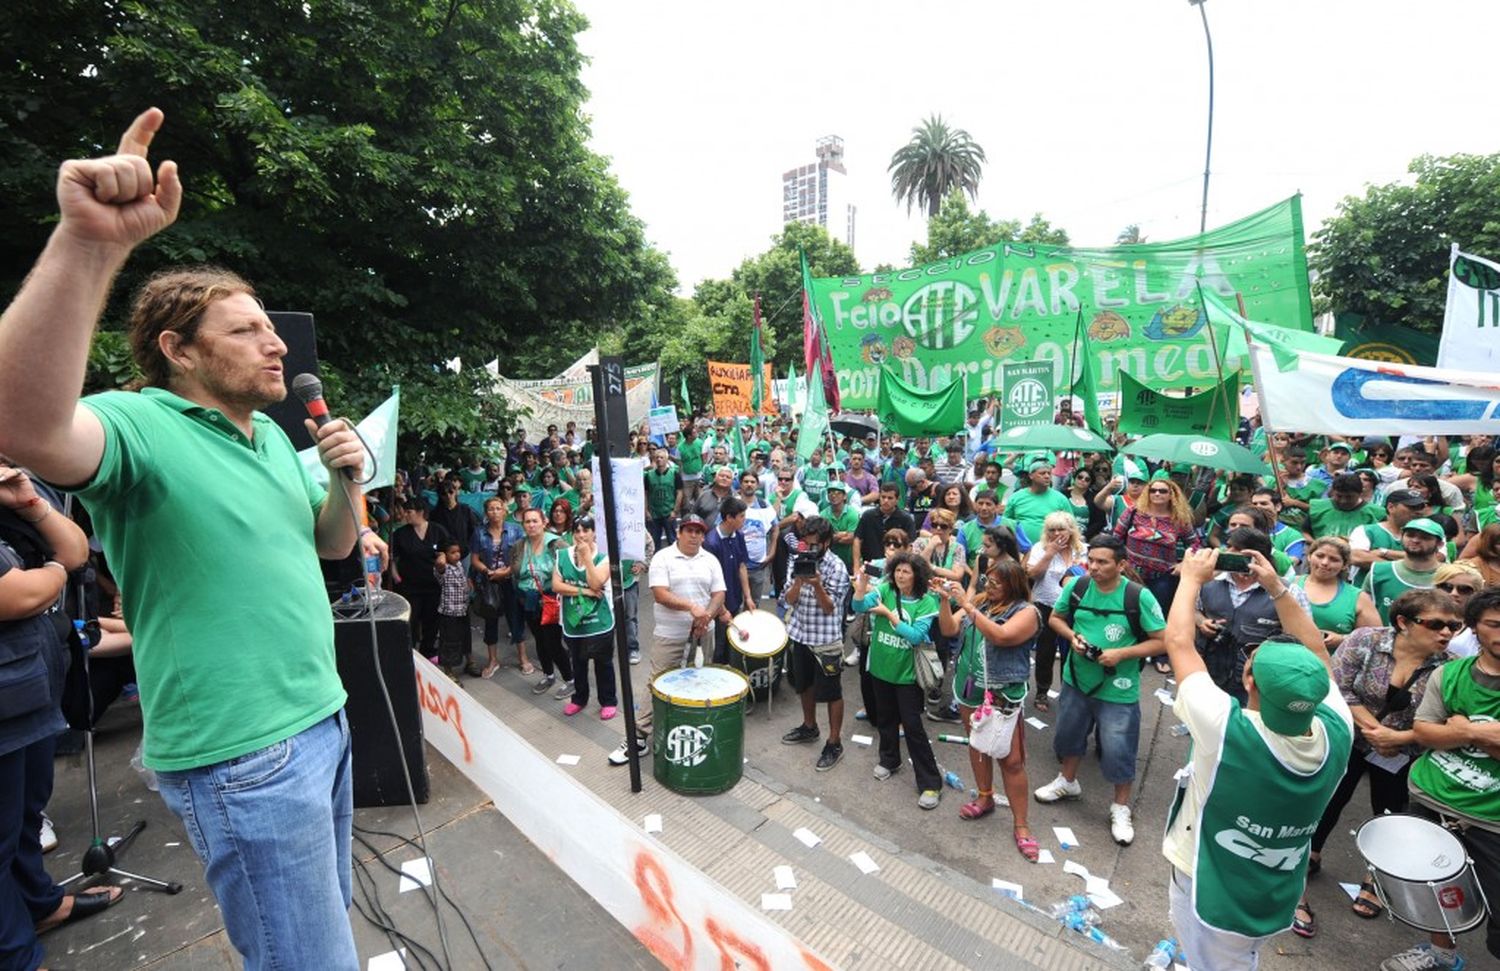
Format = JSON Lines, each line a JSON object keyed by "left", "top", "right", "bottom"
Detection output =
{"left": 118, "top": 107, "right": 164, "bottom": 157}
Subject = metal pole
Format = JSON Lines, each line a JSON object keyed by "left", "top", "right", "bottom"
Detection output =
{"left": 1191, "top": 0, "right": 1214, "bottom": 235}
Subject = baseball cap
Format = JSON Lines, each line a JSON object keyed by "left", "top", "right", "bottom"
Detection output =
{"left": 1251, "top": 639, "right": 1331, "bottom": 736}
{"left": 826, "top": 480, "right": 848, "bottom": 493}
{"left": 1326, "top": 441, "right": 1353, "bottom": 453}
{"left": 1402, "top": 517, "right": 1445, "bottom": 540}
{"left": 678, "top": 514, "right": 708, "bottom": 532}
{"left": 1384, "top": 488, "right": 1427, "bottom": 508}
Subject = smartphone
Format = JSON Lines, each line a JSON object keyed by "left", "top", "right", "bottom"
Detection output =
{"left": 1217, "top": 552, "right": 1252, "bottom": 573}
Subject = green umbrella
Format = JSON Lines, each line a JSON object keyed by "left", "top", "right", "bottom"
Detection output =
{"left": 1120, "top": 433, "right": 1268, "bottom": 475}
{"left": 989, "top": 423, "right": 1115, "bottom": 454}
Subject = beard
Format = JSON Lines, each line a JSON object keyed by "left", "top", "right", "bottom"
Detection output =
{"left": 197, "top": 352, "right": 286, "bottom": 412}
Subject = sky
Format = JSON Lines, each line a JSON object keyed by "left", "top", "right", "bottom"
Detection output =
{"left": 574, "top": 1, "right": 1500, "bottom": 293}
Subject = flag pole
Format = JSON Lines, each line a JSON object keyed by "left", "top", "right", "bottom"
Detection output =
{"left": 1244, "top": 331, "right": 1290, "bottom": 500}
{"left": 1196, "top": 281, "right": 1237, "bottom": 441}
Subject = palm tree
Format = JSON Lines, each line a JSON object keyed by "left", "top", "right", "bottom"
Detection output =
{"left": 888, "top": 115, "right": 987, "bottom": 218}
{"left": 1115, "top": 224, "right": 1147, "bottom": 245}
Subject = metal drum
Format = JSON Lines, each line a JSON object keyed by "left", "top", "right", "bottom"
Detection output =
{"left": 725, "top": 609, "right": 787, "bottom": 702}
{"left": 650, "top": 666, "right": 750, "bottom": 795}
{"left": 1356, "top": 814, "right": 1490, "bottom": 935}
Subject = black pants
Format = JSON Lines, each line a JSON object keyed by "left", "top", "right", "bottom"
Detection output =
{"left": 771, "top": 541, "right": 790, "bottom": 604}
{"left": 404, "top": 585, "right": 441, "bottom": 657}
{"left": 567, "top": 634, "right": 617, "bottom": 707}
{"left": 1411, "top": 802, "right": 1500, "bottom": 960}
{"left": 482, "top": 580, "right": 527, "bottom": 647}
{"left": 1312, "top": 746, "right": 1410, "bottom": 853}
{"left": 438, "top": 612, "right": 472, "bottom": 670}
{"left": 0, "top": 733, "right": 63, "bottom": 971}
{"left": 870, "top": 677, "right": 941, "bottom": 792}
{"left": 525, "top": 611, "right": 572, "bottom": 681}
{"left": 1034, "top": 603, "right": 1059, "bottom": 697}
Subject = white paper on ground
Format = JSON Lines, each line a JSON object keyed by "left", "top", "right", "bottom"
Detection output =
{"left": 991, "top": 878, "right": 1023, "bottom": 898}
{"left": 792, "top": 827, "right": 822, "bottom": 848}
{"left": 643, "top": 813, "right": 663, "bottom": 834}
{"left": 398, "top": 857, "right": 432, "bottom": 893}
{"left": 1090, "top": 887, "right": 1125, "bottom": 909}
{"left": 1340, "top": 881, "right": 1361, "bottom": 901}
{"left": 1365, "top": 749, "right": 1411, "bottom": 773}
{"left": 1154, "top": 688, "right": 1175, "bottom": 705}
{"left": 1085, "top": 875, "right": 1111, "bottom": 895}
{"left": 849, "top": 851, "right": 880, "bottom": 874}
{"left": 555, "top": 753, "right": 581, "bottom": 766}
{"left": 1054, "top": 826, "right": 1080, "bottom": 849}
{"left": 1048, "top": 689, "right": 1061, "bottom": 699}
{"left": 1036, "top": 849, "right": 1055, "bottom": 864}
{"left": 368, "top": 949, "right": 408, "bottom": 971}
{"left": 1063, "top": 859, "right": 1091, "bottom": 879}
{"left": 1025, "top": 716, "right": 1048, "bottom": 730}
{"left": 761, "top": 892, "right": 793, "bottom": 911}
{"left": 850, "top": 733, "right": 874, "bottom": 746}
{"left": 774, "top": 865, "right": 797, "bottom": 890}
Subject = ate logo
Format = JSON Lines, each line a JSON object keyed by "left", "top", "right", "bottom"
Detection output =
{"left": 664, "top": 724, "right": 715, "bottom": 767}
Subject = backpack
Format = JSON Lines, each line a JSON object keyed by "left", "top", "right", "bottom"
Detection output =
{"left": 1063, "top": 575, "right": 1148, "bottom": 645}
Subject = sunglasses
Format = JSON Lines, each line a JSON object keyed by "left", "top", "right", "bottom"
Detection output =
{"left": 1409, "top": 617, "right": 1463, "bottom": 633}
{"left": 1437, "top": 582, "right": 1479, "bottom": 596}
{"left": 1148, "top": 487, "right": 1171, "bottom": 494}
{"left": 778, "top": 476, "right": 793, "bottom": 482}
{"left": 933, "top": 524, "right": 951, "bottom": 531}
{"left": 884, "top": 541, "right": 902, "bottom": 548}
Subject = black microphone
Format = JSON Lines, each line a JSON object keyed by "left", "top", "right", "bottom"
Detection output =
{"left": 291, "top": 373, "right": 354, "bottom": 479}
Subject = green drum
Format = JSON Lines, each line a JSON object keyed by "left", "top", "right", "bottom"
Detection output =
{"left": 651, "top": 665, "right": 750, "bottom": 795}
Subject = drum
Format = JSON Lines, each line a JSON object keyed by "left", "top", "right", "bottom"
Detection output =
{"left": 650, "top": 666, "right": 750, "bottom": 795}
{"left": 726, "top": 609, "right": 787, "bottom": 702}
{"left": 1356, "top": 814, "right": 1490, "bottom": 935}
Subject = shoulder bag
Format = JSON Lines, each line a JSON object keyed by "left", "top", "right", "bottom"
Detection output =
{"left": 967, "top": 606, "right": 1024, "bottom": 758}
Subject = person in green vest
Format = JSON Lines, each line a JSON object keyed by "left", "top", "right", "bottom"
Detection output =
{"left": 1388, "top": 586, "right": 1500, "bottom": 971}
{"left": 797, "top": 447, "right": 832, "bottom": 508}
{"left": 1295, "top": 537, "right": 1381, "bottom": 648}
{"left": 551, "top": 516, "right": 618, "bottom": 719}
{"left": 557, "top": 466, "right": 593, "bottom": 519}
{"left": 1275, "top": 451, "right": 1327, "bottom": 532}
{"left": 1205, "top": 475, "right": 1259, "bottom": 547}
{"left": 677, "top": 424, "right": 707, "bottom": 503}
{"left": 1162, "top": 547, "right": 1353, "bottom": 968}
{"left": 644, "top": 447, "right": 683, "bottom": 550}
{"left": 1363, "top": 518, "right": 1445, "bottom": 625}
{"left": 1250, "top": 488, "right": 1308, "bottom": 567}
{"left": 880, "top": 444, "right": 910, "bottom": 503}
{"left": 1304, "top": 472, "right": 1384, "bottom": 540}
{"left": 961, "top": 489, "right": 1005, "bottom": 570}
{"left": 1349, "top": 488, "right": 1431, "bottom": 585}
{"left": 1448, "top": 443, "right": 1498, "bottom": 531}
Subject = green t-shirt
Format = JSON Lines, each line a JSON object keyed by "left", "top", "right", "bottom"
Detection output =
{"left": 821, "top": 503, "right": 861, "bottom": 569}
{"left": 1363, "top": 560, "right": 1437, "bottom": 625}
{"left": 459, "top": 467, "right": 487, "bottom": 491}
{"left": 678, "top": 437, "right": 706, "bottom": 478}
{"left": 557, "top": 548, "right": 614, "bottom": 638}
{"left": 644, "top": 465, "right": 681, "bottom": 518}
{"left": 1003, "top": 487, "right": 1075, "bottom": 541}
{"left": 799, "top": 464, "right": 831, "bottom": 507}
{"left": 77, "top": 389, "right": 344, "bottom": 771}
{"left": 1277, "top": 478, "right": 1327, "bottom": 530}
{"left": 860, "top": 583, "right": 938, "bottom": 684}
{"left": 961, "top": 515, "right": 1003, "bottom": 566}
{"left": 1305, "top": 498, "right": 1383, "bottom": 539}
{"left": 515, "top": 533, "right": 563, "bottom": 593}
{"left": 1053, "top": 575, "right": 1166, "bottom": 704}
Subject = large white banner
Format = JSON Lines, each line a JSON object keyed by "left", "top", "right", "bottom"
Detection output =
{"left": 1437, "top": 244, "right": 1500, "bottom": 372}
{"left": 591, "top": 456, "right": 648, "bottom": 562}
{"left": 1249, "top": 341, "right": 1500, "bottom": 436}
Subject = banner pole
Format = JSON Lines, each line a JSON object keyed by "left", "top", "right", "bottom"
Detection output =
{"left": 1245, "top": 337, "right": 1290, "bottom": 499}
{"left": 1197, "top": 281, "right": 1237, "bottom": 441}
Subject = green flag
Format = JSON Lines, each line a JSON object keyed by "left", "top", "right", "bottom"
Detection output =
{"left": 797, "top": 358, "right": 829, "bottom": 462}
{"left": 1071, "top": 315, "right": 1104, "bottom": 437}
{"left": 877, "top": 366, "right": 966, "bottom": 436}
{"left": 786, "top": 363, "right": 799, "bottom": 409}
{"left": 750, "top": 294, "right": 766, "bottom": 414}
{"left": 1000, "top": 360, "right": 1055, "bottom": 430}
{"left": 299, "top": 386, "right": 400, "bottom": 491}
{"left": 731, "top": 420, "right": 749, "bottom": 468}
{"left": 679, "top": 373, "right": 692, "bottom": 417}
{"left": 1115, "top": 371, "right": 1240, "bottom": 440}
{"left": 1335, "top": 313, "right": 1441, "bottom": 367}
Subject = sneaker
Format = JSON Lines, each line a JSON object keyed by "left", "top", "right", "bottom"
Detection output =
{"left": 1109, "top": 803, "right": 1135, "bottom": 846}
{"left": 608, "top": 736, "right": 648, "bottom": 766}
{"left": 918, "top": 789, "right": 941, "bottom": 810}
{"left": 854, "top": 709, "right": 868, "bottom": 721}
{"left": 1033, "top": 774, "right": 1083, "bottom": 803}
{"left": 925, "top": 688, "right": 942, "bottom": 705}
{"left": 562, "top": 702, "right": 584, "bottom": 716}
{"left": 553, "top": 679, "right": 575, "bottom": 700}
{"left": 531, "top": 674, "right": 556, "bottom": 695}
{"left": 1381, "top": 944, "right": 1466, "bottom": 971}
{"left": 873, "top": 762, "right": 901, "bottom": 781}
{"left": 844, "top": 650, "right": 860, "bottom": 667}
{"left": 39, "top": 815, "right": 57, "bottom": 854}
{"left": 629, "top": 650, "right": 641, "bottom": 665}
{"left": 815, "top": 741, "right": 844, "bottom": 772}
{"left": 926, "top": 704, "right": 962, "bottom": 724}
{"left": 600, "top": 706, "right": 618, "bottom": 721}
{"left": 781, "top": 723, "right": 820, "bottom": 745}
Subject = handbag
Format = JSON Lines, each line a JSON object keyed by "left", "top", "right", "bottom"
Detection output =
{"left": 967, "top": 618, "right": 1022, "bottom": 758}
{"left": 894, "top": 592, "right": 944, "bottom": 692}
{"left": 473, "top": 578, "right": 502, "bottom": 620}
{"left": 526, "top": 550, "right": 561, "bottom": 626}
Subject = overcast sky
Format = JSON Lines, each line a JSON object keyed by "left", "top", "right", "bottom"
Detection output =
{"left": 575, "top": 1, "right": 1500, "bottom": 293}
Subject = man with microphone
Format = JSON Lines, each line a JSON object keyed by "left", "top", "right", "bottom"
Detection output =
{"left": 0, "top": 109, "right": 372, "bottom": 968}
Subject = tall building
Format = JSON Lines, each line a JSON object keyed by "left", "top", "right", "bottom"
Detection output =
{"left": 782, "top": 136, "right": 856, "bottom": 250}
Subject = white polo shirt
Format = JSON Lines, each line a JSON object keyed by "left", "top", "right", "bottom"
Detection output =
{"left": 647, "top": 543, "right": 727, "bottom": 640}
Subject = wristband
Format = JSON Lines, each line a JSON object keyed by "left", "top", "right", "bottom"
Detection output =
{"left": 358, "top": 527, "right": 375, "bottom": 538}
{"left": 43, "top": 560, "right": 67, "bottom": 574}
{"left": 1268, "top": 585, "right": 1289, "bottom": 601}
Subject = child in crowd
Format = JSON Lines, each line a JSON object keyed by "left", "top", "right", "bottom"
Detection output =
{"left": 436, "top": 541, "right": 477, "bottom": 678}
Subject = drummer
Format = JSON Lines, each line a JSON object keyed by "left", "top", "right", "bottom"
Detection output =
{"left": 1388, "top": 587, "right": 1500, "bottom": 971}
{"left": 778, "top": 516, "right": 852, "bottom": 772}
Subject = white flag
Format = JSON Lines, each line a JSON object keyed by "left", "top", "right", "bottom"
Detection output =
{"left": 298, "top": 387, "right": 401, "bottom": 492}
{"left": 1249, "top": 341, "right": 1500, "bottom": 437}
{"left": 1437, "top": 244, "right": 1500, "bottom": 372}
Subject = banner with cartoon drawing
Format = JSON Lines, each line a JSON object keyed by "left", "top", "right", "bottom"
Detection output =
{"left": 806, "top": 196, "right": 1313, "bottom": 409}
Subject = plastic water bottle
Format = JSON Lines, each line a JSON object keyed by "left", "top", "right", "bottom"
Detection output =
{"left": 363, "top": 551, "right": 383, "bottom": 601}
{"left": 1144, "top": 939, "right": 1177, "bottom": 969}
{"left": 943, "top": 770, "right": 964, "bottom": 790}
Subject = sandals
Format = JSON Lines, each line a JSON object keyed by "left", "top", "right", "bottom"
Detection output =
{"left": 1034, "top": 697, "right": 1051, "bottom": 713}
{"left": 1014, "top": 830, "right": 1040, "bottom": 863}
{"left": 1352, "top": 880, "right": 1384, "bottom": 919}
{"left": 959, "top": 797, "right": 996, "bottom": 821}
{"left": 518, "top": 662, "right": 537, "bottom": 676}
{"left": 1292, "top": 900, "right": 1316, "bottom": 938}
{"left": 481, "top": 661, "right": 499, "bottom": 679}
{"left": 1153, "top": 660, "right": 1173, "bottom": 675}
{"left": 36, "top": 886, "right": 123, "bottom": 934}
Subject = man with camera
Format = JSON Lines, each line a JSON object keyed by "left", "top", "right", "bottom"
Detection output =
{"left": 1194, "top": 527, "right": 1313, "bottom": 704}
{"left": 778, "top": 517, "right": 851, "bottom": 772}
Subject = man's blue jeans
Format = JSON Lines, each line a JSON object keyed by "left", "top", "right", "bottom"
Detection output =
{"left": 156, "top": 711, "right": 357, "bottom": 971}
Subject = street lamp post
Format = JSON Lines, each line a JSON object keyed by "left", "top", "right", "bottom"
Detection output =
{"left": 1190, "top": 0, "right": 1214, "bottom": 236}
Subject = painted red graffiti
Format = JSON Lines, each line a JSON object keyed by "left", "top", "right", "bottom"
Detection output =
{"left": 631, "top": 849, "right": 832, "bottom": 970}
{"left": 414, "top": 670, "right": 472, "bottom": 763}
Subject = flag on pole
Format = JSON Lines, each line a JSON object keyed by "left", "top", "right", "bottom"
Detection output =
{"left": 786, "top": 363, "right": 799, "bottom": 410}
{"left": 797, "top": 355, "right": 830, "bottom": 462}
{"left": 801, "top": 251, "right": 841, "bottom": 412}
{"left": 731, "top": 420, "right": 749, "bottom": 468}
{"left": 1070, "top": 311, "right": 1105, "bottom": 438}
{"left": 679, "top": 373, "right": 692, "bottom": 418}
{"left": 876, "top": 366, "right": 965, "bottom": 436}
{"left": 1438, "top": 244, "right": 1500, "bottom": 372}
{"left": 750, "top": 293, "right": 766, "bottom": 414}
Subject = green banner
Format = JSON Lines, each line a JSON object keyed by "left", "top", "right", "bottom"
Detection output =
{"left": 1335, "top": 313, "right": 1441, "bottom": 367}
{"left": 1115, "top": 371, "right": 1240, "bottom": 440}
{"left": 876, "top": 366, "right": 965, "bottom": 437}
{"left": 1001, "top": 360, "right": 1055, "bottom": 429}
{"left": 808, "top": 197, "right": 1313, "bottom": 408}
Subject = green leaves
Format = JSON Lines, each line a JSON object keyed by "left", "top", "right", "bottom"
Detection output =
{"left": 888, "top": 114, "right": 987, "bottom": 218}
{"left": 909, "top": 191, "right": 1068, "bottom": 266}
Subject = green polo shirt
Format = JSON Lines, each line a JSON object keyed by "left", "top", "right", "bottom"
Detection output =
{"left": 75, "top": 389, "right": 345, "bottom": 771}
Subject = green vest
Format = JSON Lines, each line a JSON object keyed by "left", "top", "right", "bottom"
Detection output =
{"left": 1409, "top": 656, "right": 1500, "bottom": 821}
{"left": 1351, "top": 523, "right": 1401, "bottom": 586}
{"left": 1167, "top": 700, "right": 1351, "bottom": 937}
{"left": 1364, "top": 560, "right": 1436, "bottom": 625}
{"left": 644, "top": 466, "right": 679, "bottom": 517}
{"left": 864, "top": 585, "right": 937, "bottom": 685}
{"left": 678, "top": 438, "right": 706, "bottom": 477}
{"left": 800, "top": 465, "right": 830, "bottom": 506}
{"left": 557, "top": 549, "right": 614, "bottom": 638}
{"left": 1296, "top": 577, "right": 1360, "bottom": 635}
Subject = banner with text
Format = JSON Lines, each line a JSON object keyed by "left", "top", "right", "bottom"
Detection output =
{"left": 807, "top": 196, "right": 1313, "bottom": 409}
{"left": 590, "top": 457, "right": 648, "bottom": 562}
{"left": 708, "top": 361, "right": 777, "bottom": 417}
{"left": 1438, "top": 245, "right": 1500, "bottom": 372}
{"left": 1115, "top": 371, "right": 1239, "bottom": 440}
{"left": 1001, "top": 360, "right": 1056, "bottom": 429}
{"left": 875, "top": 367, "right": 966, "bottom": 437}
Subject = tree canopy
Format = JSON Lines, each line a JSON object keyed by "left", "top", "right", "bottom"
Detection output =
{"left": 1, "top": 0, "right": 676, "bottom": 450}
{"left": 1309, "top": 152, "right": 1500, "bottom": 330}
{"left": 888, "top": 115, "right": 987, "bottom": 218}
{"left": 909, "top": 191, "right": 1069, "bottom": 265}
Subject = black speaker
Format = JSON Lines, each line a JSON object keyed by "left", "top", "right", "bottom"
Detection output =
{"left": 333, "top": 592, "right": 430, "bottom": 808}
{"left": 264, "top": 311, "right": 320, "bottom": 451}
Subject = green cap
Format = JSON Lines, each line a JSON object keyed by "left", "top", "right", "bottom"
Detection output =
{"left": 1251, "top": 639, "right": 1330, "bottom": 735}
{"left": 1402, "top": 517, "right": 1446, "bottom": 540}
{"left": 1150, "top": 469, "right": 1173, "bottom": 482}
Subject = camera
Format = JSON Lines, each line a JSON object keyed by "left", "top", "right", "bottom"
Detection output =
{"left": 864, "top": 561, "right": 884, "bottom": 579}
{"left": 792, "top": 550, "right": 820, "bottom": 578}
{"left": 1077, "top": 637, "right": 1104, "bottom": 662}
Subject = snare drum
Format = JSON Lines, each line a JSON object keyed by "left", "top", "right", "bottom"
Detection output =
{"left": 725, "top": 609, "right": 787, "bottom": 702}
{"left": 650, "top": 666, "right": 749, "bottom": 795}
{"left": 1357, "top": 814, "right": 1490, "bottom": 935}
